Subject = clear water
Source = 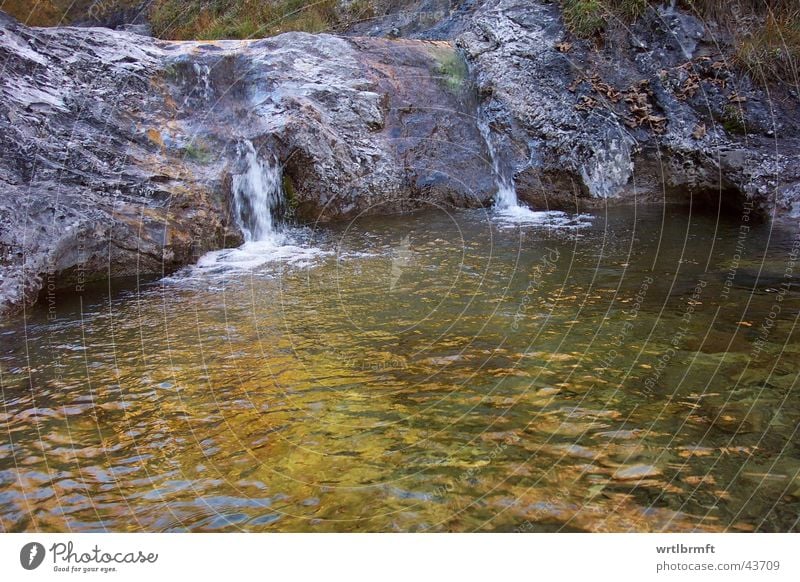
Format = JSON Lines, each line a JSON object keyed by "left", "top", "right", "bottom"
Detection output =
{"left": 1, "top": 205, "right": 799, "bottom": 532}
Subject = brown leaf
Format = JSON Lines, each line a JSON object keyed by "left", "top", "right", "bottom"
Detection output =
{"left": 574, "top": 96, "right": 597, "bottom": 112}
{"left": 555, "top": 41, "right": 572, "bottom": 53}
{"left": 692, "top": 122, "right": 707, "bottom": 140}
{"left": 567, "top": 77, "right": 584, "bottom": 93}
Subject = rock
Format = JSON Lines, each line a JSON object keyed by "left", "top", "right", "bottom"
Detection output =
{"left": 3, "top": 0, "right": 800, "bottom": 317}
{"left": 451, "top": 0, "right": 800, "bottom": 213}
{"left": 342, "top": 0, "right": 479, "bottom": 40}
{"left": 612, "top": 464, "right": 662, "bottom": 481}
{"left": 0, "top": 14, "right": 494, "bottom": 317}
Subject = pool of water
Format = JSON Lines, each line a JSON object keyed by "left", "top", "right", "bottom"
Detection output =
{"left": 1, "top": 204, "right": 799, "bottom": 532}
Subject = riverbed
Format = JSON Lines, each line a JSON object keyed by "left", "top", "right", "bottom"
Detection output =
{"left": 1, "top": 205, "right": 798, "bottom": 532}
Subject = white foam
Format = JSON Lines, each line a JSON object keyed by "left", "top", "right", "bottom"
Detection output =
{"left": 493, "top": 206, "right": 593, "bottom": 229}
{"left": 194, "top": 234, "right": 331, "bottom": 274}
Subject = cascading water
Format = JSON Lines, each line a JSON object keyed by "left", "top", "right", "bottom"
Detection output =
{"left": 477, "top": 110, "right": 592, "bottom": 228}
{"left": 231, "top": 140, "right": 283, "bottom": 242}
{"left": 476, "top": 117, "right": 518, "bottom": 210}
{"left": 190, "top": 140, "right": 328, "bottom": 274}
{"left": 193, "top": 63, "right": 212, "bottom": 101}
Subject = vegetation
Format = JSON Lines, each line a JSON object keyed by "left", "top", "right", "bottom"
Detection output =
{"left": 1, "top": 0, "right": 375, "bottom": 37}
{"left": 720, "top": 103, "right": 748, "bottom": 134}
{"left": 2, "top": 0, "right": 796, "bottom": 86}
{"left": 681, "top": 2, "right": 799, "bottom": 85}
{"left": 1, "top": 0, "right": 142, "bottom": 26}
{"left": 559, "top": 1, "right": 799, "bottom": 86}
{"left": 149, "top": 0, "right": 373, "bottom": 40}
{"left": 183, "top": 140, "right": 213, "bottom": 164}
{"left": 561, "top": 0, "right": 648, "bottom": 37}
{"left": 430, "top": 46, "right": 468, "bottom": 94}
{"left": 734, "top": 12, "right": 800, "bottom": 85}
{"left": 282, "top": 174, "right": 299, "bottom": 218}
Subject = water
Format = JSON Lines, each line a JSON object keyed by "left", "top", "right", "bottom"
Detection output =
{"left": 231, "top": 139, "right": 282, "bottom": 243}
{"left": 193, "top": 140, "right": 328, "bottom": 274}
{"left": 476, "top": 114, "right": 588, "bottom": 228}
{"left": 476, "top": 116, "right": 518, "bottom": 210}
{"left": 1, "top": 205, "right": 799, "bottom": 532}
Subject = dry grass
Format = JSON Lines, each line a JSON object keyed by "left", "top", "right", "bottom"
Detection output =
{"left": 0, "top": 0, "right": 142, "bottom": 26}
{"left": 560, "top": 0, "right": 649, "bottom": 37}
{"left": 559, "top": 1, "right": 799, "bottom": 86}
{"left": 682, "top": 1, "right": 800, "bottom": 86}
{"left": 149, "top": 0, "right": 367, "bottom": 40}
{"left": 734, "top": 12, "right": 800, "bottom": 85}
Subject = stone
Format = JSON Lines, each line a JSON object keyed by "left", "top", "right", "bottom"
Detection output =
{"left": 0, "top": 14, "right": 494, "bottom": 317}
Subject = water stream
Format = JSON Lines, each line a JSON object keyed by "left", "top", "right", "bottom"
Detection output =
{"left": 231, "top": 140, "right": 282, "bottom": 243}
{"left": 192, "top": 140, "right": 328, "bottom": 273}
{"left": 1, "top": 205, "right": 798, "bottom": 532}
{"left": 476, "top": 114, "right": 590, "bottom": 228}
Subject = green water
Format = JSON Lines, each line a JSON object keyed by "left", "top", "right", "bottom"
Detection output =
{"left": 1, "top": 205, "right": 799, "bottom": 532}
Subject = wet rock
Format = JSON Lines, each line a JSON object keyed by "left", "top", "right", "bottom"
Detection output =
{"left": 612, "top": 464, "right": 662, "bottom": 481}
{"left": 453, "top": 0, "right": 800, "bottom": 214}
{"left": 698, "top": 397, "right": 770, "bottom": 435}
{"left": 0, "top": 14, "right": 494, "bottom": 316}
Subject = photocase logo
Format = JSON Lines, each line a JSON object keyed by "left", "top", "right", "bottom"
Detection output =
{"left": 389, "top": 234, "right": 415, "bottom": 291}
{"left": 20, "top": 542, "right": 46, "bottom": 570}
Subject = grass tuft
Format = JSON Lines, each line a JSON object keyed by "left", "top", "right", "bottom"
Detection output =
{"left": 561, "top": 0, "right": 649, "bottom": 38}
{"left": 430, "top": 47, "right": 467, "bottom": 94}
{"left": 734, "top": 12, "right": 800, "bottom": 86}
{"left": 149, "top": 0, "right": 342, "bottom": 40}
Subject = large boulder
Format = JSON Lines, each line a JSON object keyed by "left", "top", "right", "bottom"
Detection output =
{"left": 455, "top": 0, "right": 800, "bottom": 214}
{"left": 0, "top": 12, "right": 494, "bottom": 316}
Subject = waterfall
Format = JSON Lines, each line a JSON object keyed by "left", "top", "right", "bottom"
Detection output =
{"left": 477, "top": 116, "right": 519, "bottom": 209}
{"left": 231, "top": 140, "right": 283, "bottom": 242}
{"left": 188, "top": 139, "right": 328, "bottom": 274}
{"left": 477, "top": 109, "right": 593, "bottom": 228}
{"left": 192, "top": 63, "right": 212, "bottom": 101}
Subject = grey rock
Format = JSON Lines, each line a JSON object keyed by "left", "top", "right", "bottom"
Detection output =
{"left": 342, "top": 0, "right": 480, "bottom": 40}
{"left": 0, "top": 16, "right": 494, "bottom": 316}
{"left": 453, "top": 0, "right": 800, "bottom": 213}
{"left": 3, "top": 0, "right": 800, "bottom": 318}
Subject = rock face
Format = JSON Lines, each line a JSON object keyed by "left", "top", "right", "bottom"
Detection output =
{"left": 342, "top": 0, "right": 480, "bottom": 40}
{"left": 454, "top": 0, "right": 800, "bottom": 215}
{"left": 0, "top": 11, "right": 494, "bottom": 316}
{"left": 165, "top": 34, "right": 494, "bottom": 219}
{"left": 0, "top": 13, "right": 236, "bottom": 317}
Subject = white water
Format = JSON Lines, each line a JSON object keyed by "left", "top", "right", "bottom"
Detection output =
{"left": 232, "top": 140, "right": 282, "bottom": 242}
{"left": 192, "top": 140, "right": 329, "bottom": 275}
{"left": 477, "top": 114, "right": 591, "bottom": 228}
{"left": 193, "top": 63, "right": 212, "bottom": 101}
{"left": 476, "top": 117, "right": 518, "bottom": 210}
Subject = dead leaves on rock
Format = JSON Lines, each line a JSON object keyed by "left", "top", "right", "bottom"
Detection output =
{"left": 590, "top": 74, "right": 621, "bottom": 103}
{"left": 692, "top": 122, "right": 707, "bottom": 140}
{"left": 674, "top": 56, "right": 731, "bottom": 100}
{"left": 554, "top": 41, "right": 572, "bottom": 53}
{"left": 571, "top": 74, "right": 667, "bottom": 134}
{"left": 677, "top": 73, "right": 701, "bottom": 99}
{"left": 623, "top": 80, "right": 667, "bottom": 134}
{"left": 575, "top": 95, "right": 598, "bottom": 112}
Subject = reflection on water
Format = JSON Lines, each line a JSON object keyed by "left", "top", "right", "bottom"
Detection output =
{"left": 1, "top": 205, "right": 799, "bottom": 532}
